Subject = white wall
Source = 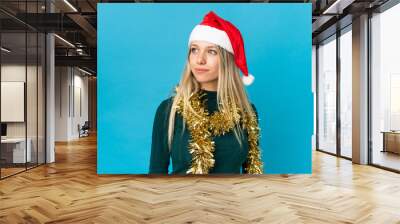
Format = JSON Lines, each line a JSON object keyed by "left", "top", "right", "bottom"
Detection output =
{"left": 55, "top": 66, "right": 69, "bottom": 141}
{"left": 55, "top": 67, "right": 89, "bottom": 141}
{"left": 71, "top": 72, "right": 89, "bottom": 139}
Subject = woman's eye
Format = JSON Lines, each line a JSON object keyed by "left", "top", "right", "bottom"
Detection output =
{"left": 191, "top": 48, "right": 198, "bottom": 54}
{"left": 209, "top": 49, "right": 217, "bottom": 55}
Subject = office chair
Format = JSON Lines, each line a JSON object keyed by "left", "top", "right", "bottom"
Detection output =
{"left": 79, "top": 121, "right": 90, "bottom": 138}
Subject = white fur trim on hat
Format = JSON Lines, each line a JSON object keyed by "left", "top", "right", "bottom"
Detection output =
{"left": 188, "top": 25, "right": 234, "bottom": 53}
{"left": 242, "top": 73, "right": 254, "bottom": 86}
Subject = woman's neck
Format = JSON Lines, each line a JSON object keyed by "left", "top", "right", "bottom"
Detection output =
{"left": 200, "top": 88, "right": 217, "bottom": 92}
{"left": 200, "top": 83, "right": 218, "bottom": 91}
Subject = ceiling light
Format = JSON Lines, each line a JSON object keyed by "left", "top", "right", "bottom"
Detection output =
{"left": 63, "top": 0, "right": 78, "bottom": 12}
{"left": 1, "top": 47, "right": 11, "bottom": 53}
{"left": 322, "top": 0, "right": 353, "bottom": 15}
{"left": 78, "top": 67, "right": 93, "bottom": 76}
{"left": 54, "top": 34, "right": 75, "bottom": 48}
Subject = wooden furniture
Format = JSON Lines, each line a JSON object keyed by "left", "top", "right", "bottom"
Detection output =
{"left": 381, "top": 131, "right": 400, "bottom": 154}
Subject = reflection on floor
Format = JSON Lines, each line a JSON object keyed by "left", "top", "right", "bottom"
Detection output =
{"left": 0, "top": 167, "right": 25, "bottom": 178}
{"left": 372, "top": 150, "right": 400, "bottom": 171}
{"left": 340, "top": 147, "right": 352, "bottom": 158}
{"left": 0, "top": 134, "right": 400, "bottom": 223}
{"left": 0, "top": 163, "right": 40, "bottom": 178}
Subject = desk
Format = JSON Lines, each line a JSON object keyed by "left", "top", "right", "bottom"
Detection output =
{"left": 381, "top": 131, "right": 400, "bottom": 154}
{"left": 1, "top": 138, "right": 32, "bottom": 163}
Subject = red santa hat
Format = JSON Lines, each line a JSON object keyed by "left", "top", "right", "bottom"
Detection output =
{"left": 188, "top": 11, "right": 254, "bottom": 86}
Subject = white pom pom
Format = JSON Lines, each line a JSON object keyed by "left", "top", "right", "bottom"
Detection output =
{"left": 242, "top": 73, "right": 254, "bottom": 86}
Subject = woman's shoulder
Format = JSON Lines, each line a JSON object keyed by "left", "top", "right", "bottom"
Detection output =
{"left": 155, "top": 97, "right": 174, "bottom": 115}
{"left": 158, "top": 97, "right": 173, "bottom": 107}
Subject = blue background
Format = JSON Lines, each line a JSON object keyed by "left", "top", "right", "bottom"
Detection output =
{"left": 98, "top": 3, "right": 313, "bottom": 174}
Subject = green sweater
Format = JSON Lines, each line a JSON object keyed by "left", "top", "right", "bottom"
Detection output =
{"left": 149, "top": 90, "right": 258, "bottom": 174}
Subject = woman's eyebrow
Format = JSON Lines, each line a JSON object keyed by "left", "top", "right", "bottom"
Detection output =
{"left": 190, "top": 44, "right": 217, "bottom": 49}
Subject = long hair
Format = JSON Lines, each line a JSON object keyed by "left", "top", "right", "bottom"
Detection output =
{"left": 167, "top": 46, "right": 256, "bottom": 150}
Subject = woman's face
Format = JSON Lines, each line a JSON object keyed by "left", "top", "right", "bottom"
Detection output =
{"left": 189, "top": 41, "right": 220, "bottom": 90}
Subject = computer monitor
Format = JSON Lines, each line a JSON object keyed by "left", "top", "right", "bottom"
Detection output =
{"left": 1, "top": 123, "right": 7, "bottom": 137}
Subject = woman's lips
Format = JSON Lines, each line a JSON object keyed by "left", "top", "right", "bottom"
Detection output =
{"left": 194, "top": 68, "right": 210, "bottom": 73}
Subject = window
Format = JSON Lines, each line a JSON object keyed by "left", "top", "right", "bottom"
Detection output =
{"left": 339, "top": 27, "right": 352, "bottom": 158}
{"left": 371, "top": 3, "right": 400, "bottom": 171}
{"left": 317, "top": 35, "right": 337, "bottom": 154}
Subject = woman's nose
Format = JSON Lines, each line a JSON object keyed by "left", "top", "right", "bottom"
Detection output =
{"left": 196, "top": 51, "right": 206, "bottom": 65}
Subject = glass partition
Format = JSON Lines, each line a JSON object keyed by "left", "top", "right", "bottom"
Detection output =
{"left": 0, "top": 1, "right": 46, "bottom": 179}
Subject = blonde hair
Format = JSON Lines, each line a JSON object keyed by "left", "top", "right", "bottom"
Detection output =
{"left": 167, "top": 46, "right": 256, "bottom": 150}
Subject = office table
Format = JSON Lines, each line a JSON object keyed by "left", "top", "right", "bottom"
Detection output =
{"left": 1, "top": 138, "right": 32, "bottom": 164}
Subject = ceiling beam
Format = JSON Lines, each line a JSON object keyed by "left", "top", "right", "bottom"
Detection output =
{"left": 55, "top": 55, "right": 96, "bottom": 72}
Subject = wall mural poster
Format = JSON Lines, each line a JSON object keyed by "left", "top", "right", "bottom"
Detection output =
{"left": 98, "top": 3, "right": 313, "bottom": 175}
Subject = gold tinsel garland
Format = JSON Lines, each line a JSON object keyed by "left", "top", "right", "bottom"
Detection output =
{"left": 175, "top": 91, "right": 263, "bottom": 174}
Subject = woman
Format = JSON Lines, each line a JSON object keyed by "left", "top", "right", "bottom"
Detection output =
{"left": 149, "top": 11, "right": 263, "bottom": 174}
